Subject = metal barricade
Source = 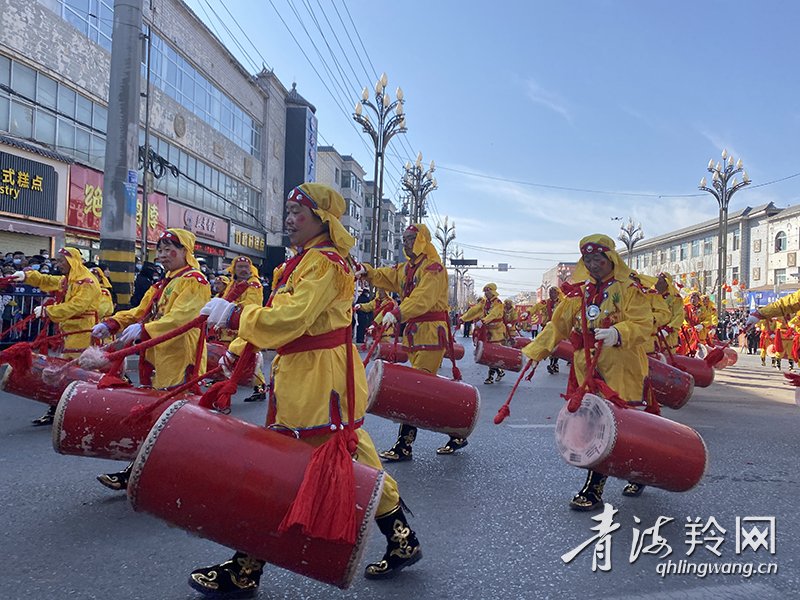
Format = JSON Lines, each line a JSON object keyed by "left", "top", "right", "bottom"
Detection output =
{"left": 0, "top": 286, "right": 54, "bottom": 348}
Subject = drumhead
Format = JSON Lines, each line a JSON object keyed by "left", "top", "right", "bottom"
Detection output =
{"left": 555, "top": 393, "right": 617, "bottom": 468}
{"left": 474, "top": 341, "right": 484, "bottom": 362}
{"left": 365, "top": 359, "right": 385, "bottom": 411}
{"left": 0, "top": 363, "right": 11, "bottom": 391}
{"left": 51, "top": 380, "right": 82, "bottom": 454}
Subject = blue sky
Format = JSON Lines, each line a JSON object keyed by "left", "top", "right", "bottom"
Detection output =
{"left": 185, "top": 0, "right": 800, "bottom": 297}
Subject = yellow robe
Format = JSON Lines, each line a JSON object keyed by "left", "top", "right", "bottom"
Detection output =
{"left": 109, "top": 267, "right": 210, "bottom": 389}
{"left": 217, "top": 276, "right": 263, "bottom": 343}
{"left": 366, "top": 252, "right": 449, "bottom": 374}
{"left": 523, "top": 277, "right": 653, "bottom": 402}
{"left": 98, "top": 289, "right": 114, "bottom": 321}
{"left": 228, "top": 235, "right": 400, "bottom": 515}
{"left": 461, "top": 296, "right": 505, "bottom": 342}
{"left": 25, "top": 271, "right": 101, "bottom": 358}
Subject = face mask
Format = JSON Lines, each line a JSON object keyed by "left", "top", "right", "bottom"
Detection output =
{"left": 13, "top": 259, "right": 21, "bottom": 265}
{"left": 40, "top": 269, "right": 49, "bottom": 274}
{"left": 42, "top": 253, "right": 49, "bottom": 259}
{"left": 31, "top": 264, "right": 40, "bottom": 271}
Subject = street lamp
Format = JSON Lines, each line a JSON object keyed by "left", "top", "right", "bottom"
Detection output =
{"left": 698, "top": 149, "right": 750, "bottom": 308}
{"left": 618, "top": 218, "right": 644, "bottom": 261}
{"left": 401, "top": 152, "right": 437, "bottom": 222}
{"left": 557, "top": 263, "right": 572, "bottom": 284}
{"left": 353, "top": 73, "right": 407, "bottom": 264}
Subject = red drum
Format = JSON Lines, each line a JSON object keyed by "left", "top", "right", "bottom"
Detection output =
{"left": 669, "top": 354, "right": 714, "bottom": 388}
{"left": 53, "top": 381, "right": 198, "bottom": 461}
{"left": 767, "top": 343, "right": 776, "bottom": 358}
{"left": 723, "top": 347, "right": 738, "bottom": 367}
{"left": 375, "top": 342, "right": 408, "bottom": 363}
{"left": 205, "top": 341, "right": 257, "bottom": 383}
{"left": 648, "top": 356, "right": 694, "bottom": 410}
{"left": 444, "top": 342, "right": 465, "bottom": 360}
{"left": 474, "top": 341, "right": 523, "bottom": 372}
{"left": 0, "top": 353, "right": 102, "bottom": 405}
{"left": 552, "top": 340, "right": 574, "bottom": 362}
{"left": 555, "top": 393, "right": 708, "bottom": 492}
{"left": 512, "top": 336, "right": 531, "bottom": 350}
{"left": 366, "top": 360, "right": 480, "bottom": 438}
{"left": 128, "top": 401, "right": 383, "bottom": 589}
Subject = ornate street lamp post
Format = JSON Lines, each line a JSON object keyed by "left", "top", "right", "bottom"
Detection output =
{"left": 699, "top": 149, "right": 750, "bottom": 308}
{"left": 353, "top": 73, "right": 406, "bottom": 264}
{"left": 401, "top": 152, "right": 437, "bottom": 222}
{"left": 618, "top": 218, "right": 644, "bottom": 261}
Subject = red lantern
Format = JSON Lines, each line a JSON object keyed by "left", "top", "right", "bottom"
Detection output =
{"left": 732, "top": 278, "right": 739, "bottom": 286}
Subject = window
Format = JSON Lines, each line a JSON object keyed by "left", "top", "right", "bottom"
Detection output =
{"left": 60, "top": 0, "right": 114, "bottom": 51}
{"left": 669, "top": 246, "right": 677, "bottom": 262}
{"left": 732, "top": 267, "right": 739, "bottom": 284}
{"left": 342, "top": 171, "right": 351, "bottom": 188}
{"left": 9, "top": 100, "right": 33, "bottom": 138}
{"left": 658, "top": 250, "right": 665, "bottom": 264}
{"left": 702, "top": 270, "right": 712, "bottom": 291}
{"left": 732, "top": 228, "right": 740, "bottom": 251}
{"left": 691, "top": 239, "right": 700, "bottom": 258}
{"left": 753, "top": 239, "right": 762, "bottom": 253}
{"left": 703, "top": 237, "right": 713, "bottom": 256}
{"left": 775, "top": 268, "right": 787, "bottom": 286}
{"left": 11, "top": 61, "right": 36, "bottom": 99}
{"left": 775, "top": 231, "right": 787, "bottom": 252}
{"left": 680, "top": 243, "right": 688, "bottom": 260}
{"left": 335, "top": 168, "right": 340, "bottom": 184}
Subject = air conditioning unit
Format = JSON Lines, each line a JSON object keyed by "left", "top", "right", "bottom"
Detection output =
{"left": 789, "top": 252, "right": 797, "bottom": 267}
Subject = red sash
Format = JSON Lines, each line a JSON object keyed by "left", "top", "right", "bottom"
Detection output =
{"left": 276, "top": 327, "right": 349, "bottom": 356}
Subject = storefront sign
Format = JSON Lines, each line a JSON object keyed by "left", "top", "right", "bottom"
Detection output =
{"left": 195, "top": 243, "right": 226, "bottom": 257}
{"left": 67, "top": 165, "right": 167, "bottom": 242}
{"left": 0, "top": 151, "right": 58, "bottom": 220}
{"left": 168, "top": 200, "right": 229, "bottom": 245}
{"left": 230, "top": 224, "right": 265, "bottom": 254}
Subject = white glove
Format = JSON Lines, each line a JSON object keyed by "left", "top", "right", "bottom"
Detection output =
{"left": 694, "top": 324, "right": 704, "bottom": 331}
{"left": 354, "top": 304, "right": 361, "bottom": 312}
{"left": 382, "top": 311, "right": 398, "bottom": 327}
{"left": 91, "top": 323, "right": 111, "bottom": 339}
{"left": 219, "top": 351, "right": 237, "bottom": 378}
{"left": 33, "top": 305, "right": 46, "bottom": 319}
{"left": 200, "top": 298, "right": 235, "bottom": 328}
{"left": 744, "top": 313, "right": 761, "bottom": 329}
{"left": 352, "top": 263, "right": 367, "bottom": 279}
{"left": 474, "top": 320, "right": 483, "bottom": 328}
{"left": 595, "top": 326, "right": 620, "bottom": 347}
{"left": 117, "top": 323, "right": 143, "bottom": 345}
{"left": 11, "top": 270, "right": 25, "bottom": 283}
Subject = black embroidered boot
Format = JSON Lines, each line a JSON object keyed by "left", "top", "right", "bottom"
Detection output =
{"left": 622, "top": 482, "right": 646, "bottom": 497}
{"left": 243, "top": 384, "right": 266, "bottom": 402}
{"left": 188, "top": 551, "right": 265, "bottom": 598}
{"left": 378, "top": 424, "right": 416, "bottom": 462}
{"left": 31, "top": 405, "right": 56, "bottom": 426}
{"left": 97, "top": 462, "right": 133, "bottom": 491}
{"left": 569, "top": 470, "right": 607, "bottom": 511}
{"left": 364, "top": 505, "right": 422, "bottom": 579}
{"left": 484, "top": 368, "right": 495, "bottom": 384}
{"left": 436, "top": 436, "right": 469, "bottom": 455}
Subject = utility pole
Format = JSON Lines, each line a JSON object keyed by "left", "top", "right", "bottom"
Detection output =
{"left": 100, "top": 0, "right": 143, "bottom": 308}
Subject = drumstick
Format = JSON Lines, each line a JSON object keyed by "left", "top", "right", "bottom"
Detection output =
{"left": 493, "top": 359, "right": 536, "bottom": 424}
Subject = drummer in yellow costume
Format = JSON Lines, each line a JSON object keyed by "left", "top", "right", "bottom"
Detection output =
{"left": 746, "top": 292, "right": 800, "bottom": 368}
{"left": 461, "top": 283, "right": 506, "bottom": 384}
{"left": 521, "top": 234, "right": 654, "bottom": 511}
{"left": 88, "top": 265, "right": 115, "bottom": 320}
{"left": 531, "top": 286, "right": 565, "bottom": 373}
{"left": 653, "top": 273, "right": 684, "bottom": 352}
{"left": 192, "top": 184, "right": 421, "bottom": 596}
{"left": 629, "top": 271, "right": 672, "bottom": 355}
{"left": 12, "top": 247, "right": 102, "bottom": 426}
{"left": 91, "top": 228, "right": 210, "bottom": 492}
{"left": 362, "top": 223, "right": 468, "bottom": 458}
{"left": 218, "top": 256, "right": 267, "bottom": 402}
{"left": 355, "top": 288, "right": 397, "bottom": 342}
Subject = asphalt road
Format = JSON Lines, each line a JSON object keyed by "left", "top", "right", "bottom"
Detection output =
{"left": 1, "top": 338, "right": 798, "bottom": 600}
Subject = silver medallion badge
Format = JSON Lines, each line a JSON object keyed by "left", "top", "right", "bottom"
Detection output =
{"left": 586, "top": 304, "right": 601, "bottom": 319}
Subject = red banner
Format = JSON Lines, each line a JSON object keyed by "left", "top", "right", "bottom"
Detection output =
{"left": 67, "top": 164, "right": 167, "bottom": 243}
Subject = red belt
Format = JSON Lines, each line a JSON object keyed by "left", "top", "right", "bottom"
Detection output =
{"left": 276, "top": 326, "right": 349, "bottom": 355}
{"left": 569, "top": 329, "right": 596, "bottom": 350}
{"left": 406, "top": 310, "right": 447, "bottom": 324}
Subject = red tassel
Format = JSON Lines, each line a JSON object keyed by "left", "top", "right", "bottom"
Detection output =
{"left": 451, "top": 365, "right": 462, "bottom": 381}
{"left": 0, "top": 342, "right": 33, "bottom": 374}
{"left": 278, "top": 431, "right": 357, "bottom": 545}
{"left": 198, "top": 378, "right": 237, "bottom": 411}
{"left": 494, "top": 404, "right": 510, "bottom": 424}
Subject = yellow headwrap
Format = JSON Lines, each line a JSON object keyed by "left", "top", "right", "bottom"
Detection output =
{"left": 289, "top": 183, "right": 355, "bottom": 256}
{"left": 158, "top": 228, "right": 200, "bottom": 271}
{"left": 406, "top": 223, "right": 442, "bottom": 263}
{"left": 215, "top": 275, "right": 231, "bottom": 288}
{"left": 226, "top": 256, "right": 259, "bottom": 280}
{"left": 89, "top": 266, "right": 112, "bottom": 289}
{"left": 572, "top": 234, "right": 634, "bottom": 282}
{"left": 483, "top": 283, "right": 499, "bottom": 298}
{"left": 57, "top": 247, "right": 95, "bottom": 284}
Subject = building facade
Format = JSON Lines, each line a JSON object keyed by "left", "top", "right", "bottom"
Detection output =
{"left": 0, "top": 0, "right": 301, "bottom": 272}
{"left": 537, "top": 261, "right": 577, "bottom": 301}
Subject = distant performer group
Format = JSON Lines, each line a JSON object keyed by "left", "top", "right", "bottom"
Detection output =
{"left": 2, "top": 181, "right": 788, "bottom": 599}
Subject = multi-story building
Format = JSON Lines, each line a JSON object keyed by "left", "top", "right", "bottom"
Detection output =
{"left": 537, "top": 261, "right": 577, "bottom": 300}
{"left": 0, "top": 0, "right": 305, "bottom": 272}
{"left": 317, "top": 146, "right": 366, "bottom": 258}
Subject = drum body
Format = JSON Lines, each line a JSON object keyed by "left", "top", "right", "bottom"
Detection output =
{"left": 375, "top": 342, "right": 408, "bottom": 363}
{"left": 128, "top": 401, "right": 384, "bottom": 589}
{"left": 555, "top": 393, "right": 707, "bottom": 492}
{"left": 552, "top": 340, "right": 574, "bottom": 362}
{"left": 53, "top": 381, "right": 198, "bottom": 461}
{"left": 444, "top": 343, "right": 465, "bottom": 360}
{"left": 0, "top": 353, "right": 102, "bottom": 405}
{"left": 669, "top": 354, "right": 714, "bottom": 387}
{"left": 474, "top": 341, "right": 523, "bottom": 372}
{"left": 366, "top": 360, "right": 480, "bottom": 438}
{"left": 722, "top": 347, "right": 738, "bottom": 367}
{"left": 648, "top": 356, "right": 694, "bottom": 410}
{"left": 512, "top": 336, "right": 531, "bottom": 350}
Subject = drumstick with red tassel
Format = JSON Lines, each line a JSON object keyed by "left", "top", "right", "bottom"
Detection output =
{"left": 493, "top": 359, "right": 537, "bottom": 424}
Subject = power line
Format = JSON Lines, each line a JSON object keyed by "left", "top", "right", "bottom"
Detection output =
{"left": 212, "top": 0, "right": 273, "bottom": 71}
